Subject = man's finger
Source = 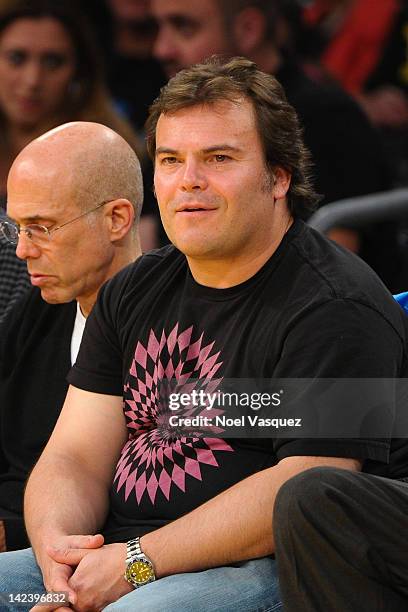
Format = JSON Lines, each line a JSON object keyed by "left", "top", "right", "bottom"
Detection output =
{"left": 62, "top": 533, "right": 104, "bottom": 549}
{"left": 47, "top": 545, "right": 92, "bottom": 566}
{"left": 30, "top": 605, "right": 72, "bottom": 612}
{"left": 45, "top": 534, "right": 104, "bottom": 565}
{"left": 44, "top": 564, "right": 77, "bottom": 606}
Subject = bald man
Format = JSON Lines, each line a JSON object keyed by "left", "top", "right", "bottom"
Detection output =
{"left": 0, "top": 121, "right": 142, "bottom": 552}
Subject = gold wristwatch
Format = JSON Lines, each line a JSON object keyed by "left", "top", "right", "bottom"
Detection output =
{"left": 124, "top": 537, "right": 156, "bottom": 588}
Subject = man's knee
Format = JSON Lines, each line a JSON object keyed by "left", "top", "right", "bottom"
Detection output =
{"left": 274, "top": 466, "right": 357, "bottom": 524}
{"left": 0, "top": 548, "right": 43, "bottom": 596}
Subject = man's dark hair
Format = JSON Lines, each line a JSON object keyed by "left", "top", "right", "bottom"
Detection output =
{"left": 146, "top": 56, "right": 319, "bottom": 218}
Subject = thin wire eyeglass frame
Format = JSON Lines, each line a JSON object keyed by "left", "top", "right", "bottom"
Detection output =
{"left": 0, "top": 199, "right": 113, "bottom": 245}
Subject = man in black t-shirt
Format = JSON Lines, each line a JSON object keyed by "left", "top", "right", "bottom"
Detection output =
{"left": 1, "top": 58, "right": 407, "bottom": 612}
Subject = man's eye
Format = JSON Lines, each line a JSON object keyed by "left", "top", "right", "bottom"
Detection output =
{"left": 178, "top": 24, "right": 196, "bottom": 37}
{"left": 211, "top": 155, "right": 230, "bottom": 163}
{"left": 24, "top": 224, "right": 51, "bottom": 238}
{"left": 161, "top": 157, "right": 178, "bottom": 165}
{"left": 172, "top": 18, "right": 198, "bottom": 38}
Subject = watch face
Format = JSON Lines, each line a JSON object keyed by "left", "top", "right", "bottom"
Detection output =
{"left": 126, "top": 559, "right": 155, "bottom": 586}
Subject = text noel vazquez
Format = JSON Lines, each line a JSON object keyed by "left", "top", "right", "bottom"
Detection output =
{"left": 168, "top": 414, "right": 303, "bottom": 428}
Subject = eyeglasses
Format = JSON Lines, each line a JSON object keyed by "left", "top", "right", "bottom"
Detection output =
{"left": 0, "top": 200, "right": 112, "bottom": 246}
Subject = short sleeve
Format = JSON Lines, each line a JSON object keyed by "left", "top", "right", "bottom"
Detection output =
{"left": 272, "top": 299, "right": 404, "bottom": 463}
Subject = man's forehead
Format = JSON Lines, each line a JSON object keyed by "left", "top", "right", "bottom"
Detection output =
{"left": 7, "top": 165, "right": 77, "bottom": 221}
{"left": 9, "top": 149, "right": 76, "bottom": 187}
{"left": 6, "top": 194, "right": 78, "bottom": 223}
{"left": 155, "top": 100, "right": 257, "bottom": 144}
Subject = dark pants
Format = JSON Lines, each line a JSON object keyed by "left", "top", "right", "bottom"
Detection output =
{"left": 0, "top": 508, "right": 28, "bottom": 551}
{"left": 273, "top": 467, "right": 408, "bottom": 612}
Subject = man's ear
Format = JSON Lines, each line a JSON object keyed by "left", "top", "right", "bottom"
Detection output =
{"left": 232, "top": 8, "right": 267, "bottom": 55}
{"left": 107, "top": 199, "right": 135, "bottom": 242}
{"left": 273, "top": 167, "right": 291, "bottom": 201}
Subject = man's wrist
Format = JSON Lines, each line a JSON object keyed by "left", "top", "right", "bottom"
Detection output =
{"left": 139, "top": 533, "right": 164, "bottom": 579}
{"left": 124, "top": 536, "right": 156, "bottom": 588}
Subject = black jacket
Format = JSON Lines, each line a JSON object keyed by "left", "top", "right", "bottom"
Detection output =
{"left": 0, "top": 288, "right": 76, "bottom": 549}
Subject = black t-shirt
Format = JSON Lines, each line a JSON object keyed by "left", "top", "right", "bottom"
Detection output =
{"left": 69, "top": 220, "right": 408, "bottom": 543}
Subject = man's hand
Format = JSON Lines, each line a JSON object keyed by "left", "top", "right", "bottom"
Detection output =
{"left": 30, "top": 534, "right": 105, "bottom": 612}
{"left": 30, "top": 562, "right": 74, "bottom": 612}
{"left": 47, "top": 542, "right": 132, "bottom": 611}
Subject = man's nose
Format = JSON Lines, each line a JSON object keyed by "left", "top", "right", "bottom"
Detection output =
{"left": 153, "top": 25, "right": 178, "bottom": 63}
{"left": 180, "top": 158, "right": 208, "bottom": 192}
{"left": 15, "top": 232, "right": 41, "bottom": 260}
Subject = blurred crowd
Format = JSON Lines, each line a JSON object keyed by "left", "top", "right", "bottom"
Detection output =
{"left": 1, "top": 0, "right": 408, "bottom": 313}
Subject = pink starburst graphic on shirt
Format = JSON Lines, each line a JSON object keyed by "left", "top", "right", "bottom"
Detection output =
{"left": 114, "top": 324, "right": 234, "bottom": 505}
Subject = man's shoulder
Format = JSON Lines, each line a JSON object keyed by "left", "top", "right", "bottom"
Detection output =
{"left": 292, "top": 222, "right": 388, "bottom": 296}
{"left": 289, "top": 222, "right": 404, "bottom": 331}
{"left": 0, "top": 287, "right": 77, "bottom": 357}
{"left": 136, "top": 244, "right": 185, "bottom": 273}
{"left": 111, "top": 244, "right": 184, "bottom": 286}
{"left": 98, "top": 244, "right": 186, "bottom": 307}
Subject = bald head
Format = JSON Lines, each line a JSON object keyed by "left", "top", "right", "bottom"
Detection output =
{"left": 9, "top": 122, "right": 143, "bottom": 219}
{"left": 6, "top": 122, "right": 143, "bottom": 315}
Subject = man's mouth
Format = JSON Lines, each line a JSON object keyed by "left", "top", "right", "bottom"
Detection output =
{"left": 29, "top": 273, "right": 53, "bottom": 286}
{"left": 176, "top": 204, "right": 217, "bottom": 213}
{"left": 181, "top": 208, "right": 206, "bottom": 212}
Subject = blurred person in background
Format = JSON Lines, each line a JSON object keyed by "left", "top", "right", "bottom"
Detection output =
{"left": 0, "top": 0, "right": 157, "bottom": 250}
{"left": 93, "top": 0, "right": 168, "bottom": 247}
{"left": 151, "top": 0, "right": 405, "bottom": 291}
{"left": 88, "top": 0, "right": 167, "bottom": 133}
{"left": 81, "top": 0, "right": 167, "bottom": 247}
{"left": 300, "top": 0, "right": 408, "bottom": 183}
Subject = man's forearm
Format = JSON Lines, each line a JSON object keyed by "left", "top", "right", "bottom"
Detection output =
{"left": 141, "top": 455, "right": 361, "bottom": 577}
{"left": 25, "top": 453, "right": 109, "bottom": 560}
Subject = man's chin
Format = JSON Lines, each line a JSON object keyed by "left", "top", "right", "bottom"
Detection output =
{"left": 40, "top": 289, "right": 69, "bottom": 305}
{"left": 175, "top": 241, "right": 218, "bottom": 261}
